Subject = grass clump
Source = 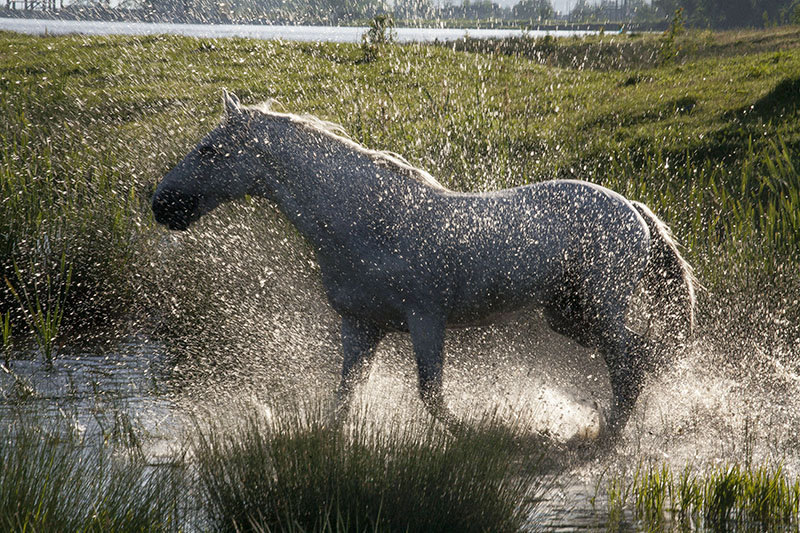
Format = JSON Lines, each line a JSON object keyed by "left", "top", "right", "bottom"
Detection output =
{"left": 4, "top": 255, "right": 71, "bottom": 365}
{"left": 0, "top": 414, "right": 188, "bottom": 532}
{"left": 599, "top": 462, "right": 800, "bottom": 531}
{"left": 194, "top": 405, "right": 547, "bottom": 532}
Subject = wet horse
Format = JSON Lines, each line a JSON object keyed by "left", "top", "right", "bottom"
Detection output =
{"left": 152, "top": 91, "right": 695, "bottom": 439}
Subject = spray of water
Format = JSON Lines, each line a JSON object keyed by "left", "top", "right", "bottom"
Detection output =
{"left": 142, "top": 193, "right": 800, "bottom": 483}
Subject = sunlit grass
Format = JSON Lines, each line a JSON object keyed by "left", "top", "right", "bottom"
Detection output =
{"left": 596, "top": 461, "right": 800, "bottom": 531}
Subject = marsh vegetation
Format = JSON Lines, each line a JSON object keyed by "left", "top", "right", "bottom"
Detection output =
{"left": 1, "top": 25, "right": 799, "bottom": 530}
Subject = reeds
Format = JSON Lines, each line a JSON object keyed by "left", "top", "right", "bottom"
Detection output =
{"left": 193, "top": 404, "right": 548, "bottom": 533}
{"left": 1, "top": 311, "right": 10, "bottom": 368}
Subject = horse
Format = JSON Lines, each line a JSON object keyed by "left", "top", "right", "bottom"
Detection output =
{"left": 152, "top": 90, "right": 696, "bottom": 440}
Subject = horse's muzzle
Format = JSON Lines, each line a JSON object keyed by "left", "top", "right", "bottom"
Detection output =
{"left": 151, "top": 188, "right": 199, "bottom": 231}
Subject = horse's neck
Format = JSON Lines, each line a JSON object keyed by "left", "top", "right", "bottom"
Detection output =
{"left": 263, "top": 133, "right": 435, "bottom": 252}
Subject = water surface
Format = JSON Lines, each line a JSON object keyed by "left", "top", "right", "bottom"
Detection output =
{"left": 0, "top": 17, "right": 593, "bottom": 42}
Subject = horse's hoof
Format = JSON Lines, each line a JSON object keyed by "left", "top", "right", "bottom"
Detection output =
{"left": 563, "top": 412, "right": 604, "bottom": 451}
{"left": 579, "top": 412, "right": 604, "bottom": 442}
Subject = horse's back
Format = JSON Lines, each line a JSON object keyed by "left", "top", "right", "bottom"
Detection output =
{"left": 433, "top": 179, "right": 649, "bottom": 325}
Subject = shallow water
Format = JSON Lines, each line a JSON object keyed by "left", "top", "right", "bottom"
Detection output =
{"left": 0, "top": 335, "right": 183, "bottom": 462}
{"left": 0, "top": 17, "right": 594, "bottom": 42}
{"left": 3, "top": 315, "right": 799, "bottom": 530}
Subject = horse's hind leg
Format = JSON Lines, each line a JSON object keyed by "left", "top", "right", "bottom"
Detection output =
{"left": 335, "top": 316, "right": 384, "bottom": 422}
{"left": 601, "top": 327, "right": 649, "bottom": 437}
{"left": 543, "top": 306, "right": 643, "bottom": 438}
{"left": 546, "top": 284, "right": 652, "bottom": 440}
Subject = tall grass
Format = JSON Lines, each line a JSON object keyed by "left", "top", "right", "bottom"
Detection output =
{"left": 0, "top": 414, "right": 188, "bottom": 532}
{"left": 0, "top": 81, "right": 145, "bottom": 335}
{"left": 194, "top": 404, "right": 548, "bottom": 532}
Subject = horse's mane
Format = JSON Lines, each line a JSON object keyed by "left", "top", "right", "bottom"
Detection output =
{"left": 244, "top": 101, "right": 448, "bottom": 192}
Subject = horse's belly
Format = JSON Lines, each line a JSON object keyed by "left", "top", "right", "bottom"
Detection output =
{"left": 447, "top": 298, "right": 545, "bottom": 328}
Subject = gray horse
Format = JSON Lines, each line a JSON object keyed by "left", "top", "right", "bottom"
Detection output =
{"left": 152, "top": 91, "right": 695, "bottom": 439}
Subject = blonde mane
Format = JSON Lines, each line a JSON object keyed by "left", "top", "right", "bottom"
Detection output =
{"left": 244, "top": 101, "right": 448, "bottom": 192}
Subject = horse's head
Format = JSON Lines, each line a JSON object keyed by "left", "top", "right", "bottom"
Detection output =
{"left": 152, "top": 90, "right": 271, "bottom": 230}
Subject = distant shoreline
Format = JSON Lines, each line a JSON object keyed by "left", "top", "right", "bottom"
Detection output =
{"left": 0, "top": 7, "right": 668, "bottom": 33}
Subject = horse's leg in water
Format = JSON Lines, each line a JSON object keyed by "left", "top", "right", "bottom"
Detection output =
{"left": 335, "top": 316, "right": 384, "bottom": 421}
{"left": 599, "top": 326, "right": 650, "bottom": 438}
{"left": 545, "top": 283, "right": 650, "bottom": 441}
{"left": 407, "top": 310, "right": 457, "bottom": 426}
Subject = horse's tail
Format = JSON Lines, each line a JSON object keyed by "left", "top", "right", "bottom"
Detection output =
{"left": 631, "top": 201, "right": 696, "bottom": 338}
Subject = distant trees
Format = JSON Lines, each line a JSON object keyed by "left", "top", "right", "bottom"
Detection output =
{"left": 512, "top": 0, "right": 553, "bottom": 21}
{"left": 394, "top": 0, "right": 434, "bottom": 20}
{"left": 562, "top": 0, "right": 799, "bottom": 28}
{"left": 96, "top": 0, "right": 800, "bottom": 27}
{"left": 139, "top": 0, "right": 390, "bottom": 23}
{"left": 651, "top": 0, "right": 797, "bottom": 28}
{"left": 567, "top": 0, "right": 659, "bottom": 23}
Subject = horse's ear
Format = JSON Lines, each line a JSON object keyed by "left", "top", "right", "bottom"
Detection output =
{"left": 222, "top": 89, "right": 241, "bottom": 118}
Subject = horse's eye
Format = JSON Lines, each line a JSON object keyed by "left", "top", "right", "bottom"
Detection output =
{"left": 197, "top": 145, "right": 216, "bottom": 159}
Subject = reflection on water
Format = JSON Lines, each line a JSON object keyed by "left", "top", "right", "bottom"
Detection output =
{"left": 0, "top": 335, "right": 182, "bottom": 462}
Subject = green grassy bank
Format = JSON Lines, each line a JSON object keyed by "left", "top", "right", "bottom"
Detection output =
{"left": 1, "top": 26, "right": 798, "bottom": 353}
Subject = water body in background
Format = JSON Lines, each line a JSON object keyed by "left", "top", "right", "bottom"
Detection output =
{"left": 0, "top": 17, "right": 593, "bottom": 42}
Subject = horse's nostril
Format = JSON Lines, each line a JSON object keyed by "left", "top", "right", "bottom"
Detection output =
{"left": 152, "top": 188, "right": 198, "bottom": 231}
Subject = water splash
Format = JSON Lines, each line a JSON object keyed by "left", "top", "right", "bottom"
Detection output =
{"left": 144, "top": 199, "right": 800, "bottom": 480}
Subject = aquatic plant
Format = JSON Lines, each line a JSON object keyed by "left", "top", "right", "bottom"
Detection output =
{"left": 4, "top": 256, "right": 71, "bottom": 366}
{"left": 634, "top": 463, "right": 672, "bottom": 528}
{"left": 193, "top": 404, "right": 548, "bottom": 532}
{"left": 1, "top": 311, "right": 10, "bottom": 368}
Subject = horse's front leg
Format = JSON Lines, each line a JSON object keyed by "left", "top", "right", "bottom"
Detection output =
{"left": 335, "top": 316, "right": 383, "bottom": 422}
{"left": 407, "top": 310, "right": 457, "bottom": 426}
